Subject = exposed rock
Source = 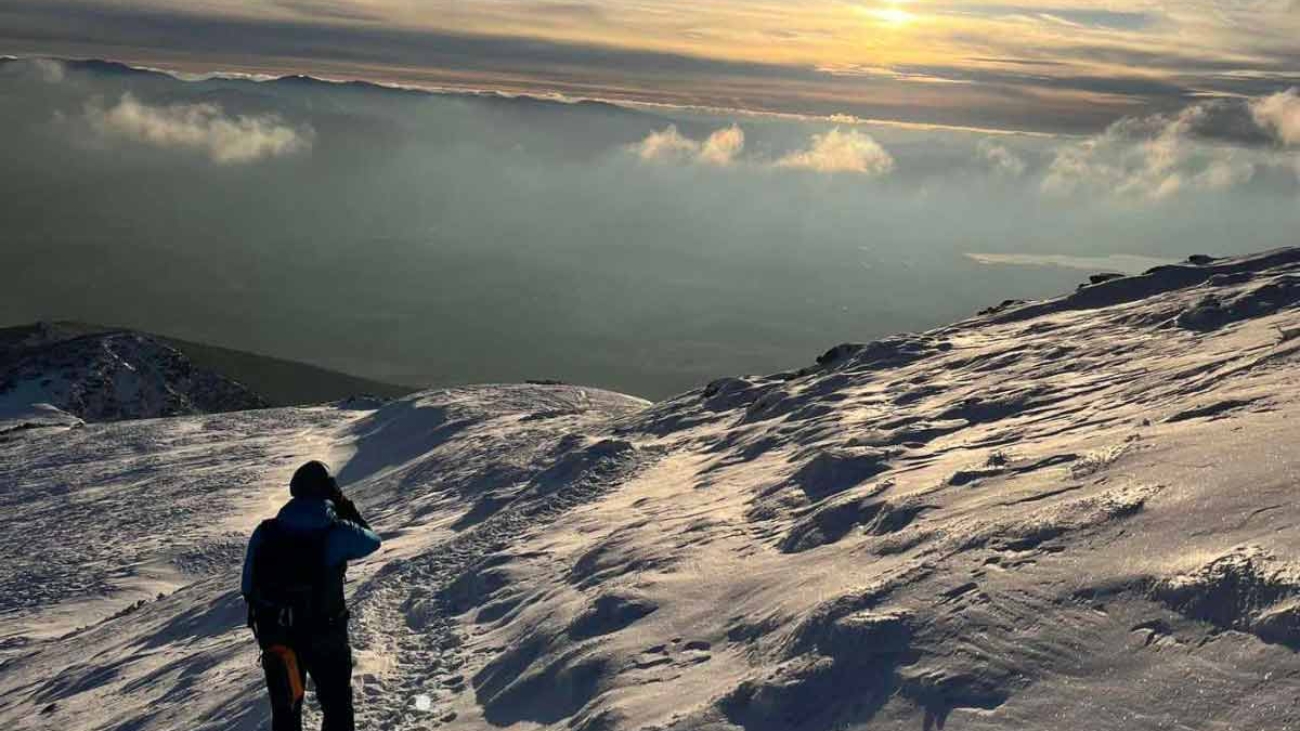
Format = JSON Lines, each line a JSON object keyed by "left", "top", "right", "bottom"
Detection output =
{"left": 815, "top": 343, "right": 864, "bottom": 367}
{"left": 0, "top": 329, "right": 266, "bottom": 421}
{"left": 1088, "top": 272, "right": 1126, "bottom": 286}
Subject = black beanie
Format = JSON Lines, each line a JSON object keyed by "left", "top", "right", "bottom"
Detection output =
{"left": 290, "top": 460, "right": 335, "bottom": 499}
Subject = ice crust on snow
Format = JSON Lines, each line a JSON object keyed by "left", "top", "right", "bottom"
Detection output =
{"left": 6, "top": 249, "right": 1300, "bottom": 729}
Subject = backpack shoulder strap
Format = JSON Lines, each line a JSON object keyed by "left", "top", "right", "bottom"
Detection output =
{"left": 248, "top": 519, "right": 278, "bottom": 610}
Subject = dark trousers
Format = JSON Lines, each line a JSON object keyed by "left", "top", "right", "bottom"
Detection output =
{"left": 261, "top": 628, "right": 355, "bottom": 731}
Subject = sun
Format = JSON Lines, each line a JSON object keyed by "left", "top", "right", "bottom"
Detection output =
{"left": 872, "top": 7, "right": 916, "bottom": 25}
{"left": 854, "top": 1, "right": 918, "bottom": 27}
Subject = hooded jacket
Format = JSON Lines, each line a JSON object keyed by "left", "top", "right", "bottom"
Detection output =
{"left": 240, "top": 496, "right": 382, "bottom": 623}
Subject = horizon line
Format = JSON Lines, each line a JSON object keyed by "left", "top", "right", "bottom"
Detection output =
{"left": 1, "top": 52, "right": 1062, "bottom": 139}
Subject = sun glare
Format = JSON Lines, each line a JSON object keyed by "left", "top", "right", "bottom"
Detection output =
{"left": 854, "top": 1, "right": 917, "bottom": 27}
{"left": 872, "top": 7, "right": 915, "bottom": 25}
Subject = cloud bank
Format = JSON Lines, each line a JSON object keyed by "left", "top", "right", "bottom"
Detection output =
{"left": 775, "top": 128, "right": 895, "bottom": 175}
{"left": 636, "top": 124, "right": 894, "bottom": 175}
{"left": 635, "top": 124, "right": 744, "bottom": 165}
{"left": 698, "top": 124, "right": 745, "bottom": 166}
{"left": 1042, "top": 104, "right": 1260, "bottom": 201}
{"left": 85, "top": 93, "right": 312, "bottom": 164}
{"left": 1252, "top": 88, "right": 1300, "bottom": 147}
{"left": 978, "top": 140, "right": 1027, "bottom": 178}
{"left": 31, "top": 58, "right": 65, "bottom": 83}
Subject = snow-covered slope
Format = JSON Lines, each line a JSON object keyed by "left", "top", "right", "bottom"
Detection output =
{"left": 7, "top": 248, "right": 1300, "bottom": 730}
{"left": 0, "top": 324, "right": 267, "bottom": 423}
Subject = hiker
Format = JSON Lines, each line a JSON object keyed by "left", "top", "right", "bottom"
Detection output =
{"left": 241, "top": 460, "right": 382, "bottom": 731}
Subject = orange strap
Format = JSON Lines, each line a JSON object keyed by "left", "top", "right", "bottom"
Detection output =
{"left": 267, "top": 645, "right": 305, "bottom": 705}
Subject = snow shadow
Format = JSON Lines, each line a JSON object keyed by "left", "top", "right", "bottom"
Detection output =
{"left": 336, "top": 397, "right": 469, "bottom": 486}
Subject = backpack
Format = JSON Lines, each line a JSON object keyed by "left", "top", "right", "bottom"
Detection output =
{"left": 248, "top": 518, "right": 332, "bottom": 642}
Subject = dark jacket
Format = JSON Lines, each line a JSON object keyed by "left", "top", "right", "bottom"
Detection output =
{"left": 241, "top": 497, "right": 382, "bottom": 623}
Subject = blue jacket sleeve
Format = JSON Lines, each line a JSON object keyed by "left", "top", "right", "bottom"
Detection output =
{"left": 325, "top": 519, "right": 382, "bottom": 566}
{"left": 241, "top": 522, "right": 265, "bottom": 598}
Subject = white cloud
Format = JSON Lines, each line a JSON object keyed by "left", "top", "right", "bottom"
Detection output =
{"left": 1193, "top": 154, "right": 1256, "bottom": 189}
{"left": 698, "top": 125, "right": 745, "bottom": 165}
{"left": 84, "top": 93, "right": 313, "bottom": 164}
{"left": 774, "top": 127, "right": 894, "bottom": 175}
{"left": 31, "top": 58, "right": 65, "bottom": 84}
{"left": 1251, "top": 88, "right": 1300, "bottom": 146}
{"left": 635, "top": 125, "right": 699, "bottom": 162}
{"left": 634, "top": 124, "right": 893, "bottom": 175}
{"left": 1041, "top": 104, "right": 1255, "bottom": 201}
{"left": 634, "top": 124, "right": 744, "bottom": 165}
{"left": 978, "top": 139, "right": 1027, "bottom": 178}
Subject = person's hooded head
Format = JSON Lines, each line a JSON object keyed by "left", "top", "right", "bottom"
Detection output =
{"left": 290, "top": 460, "right": 337, "bottom": 500}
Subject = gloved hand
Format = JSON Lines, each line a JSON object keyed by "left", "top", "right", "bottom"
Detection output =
{"left": 328, "top": 482, "right": 371, "bottom": 529}
{"left": 326, "top": 477, "right": 345, "bottom": 506}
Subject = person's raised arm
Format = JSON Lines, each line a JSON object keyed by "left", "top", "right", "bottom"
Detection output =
{"left": 334, "top": 495, "right": 371, "bottom": 530}
{"left": 324, "top": 495, "right": 382, "bottom": 565}
{"left": 329, "top": 481, "right": 372, "bottom": 530}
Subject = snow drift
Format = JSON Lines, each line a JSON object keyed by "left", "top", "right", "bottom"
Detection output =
{"left": 6, "top": 248, "right": 1300, "bottom": 730}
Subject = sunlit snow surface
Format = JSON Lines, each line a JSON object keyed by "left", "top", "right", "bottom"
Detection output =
{"left": 7, "top": 249, "right": 1300, "bottom": 730}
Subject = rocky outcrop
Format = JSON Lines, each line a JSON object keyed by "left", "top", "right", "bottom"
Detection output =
{"left": 0, "top": 327, "right": 266, "bottom": 421}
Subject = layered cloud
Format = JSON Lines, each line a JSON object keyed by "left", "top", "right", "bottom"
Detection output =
{"left": 7, "top": 0, "right": 1299, "bottom": 137}
{"left": 775, "top": 128, "right": 895, "bottom": 175}
{"left": 84, "top": 93, "right": 312, "bottom": 164}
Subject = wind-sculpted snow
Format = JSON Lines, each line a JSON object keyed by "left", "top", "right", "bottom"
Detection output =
{"left": 8, "top": 249, "right": 1300, "bottom": 730}
{"left": 0, "top": 407, "right": 345, "bottom": 622}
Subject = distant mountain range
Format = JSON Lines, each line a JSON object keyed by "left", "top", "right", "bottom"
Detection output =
{"left": 0, "top": 55, "right": 648, "bottom": 116}
{"left": 0, "top": 322, "right": 413, "bottom": 423}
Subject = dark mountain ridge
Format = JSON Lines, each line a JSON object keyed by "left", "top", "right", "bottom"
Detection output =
{"left": 0, "top": 321, "right": 414, "bottom": 420}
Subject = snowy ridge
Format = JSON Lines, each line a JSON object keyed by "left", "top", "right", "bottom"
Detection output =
{"left": 6, "top": 248, "right": 1300, "bottom": 729}
{"left": 0, "top": 324, "right": 267, "bottom": 424}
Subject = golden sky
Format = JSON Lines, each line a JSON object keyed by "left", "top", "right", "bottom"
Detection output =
{"left": 3, "top": 0, "right": 1298, "bottom": 131}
